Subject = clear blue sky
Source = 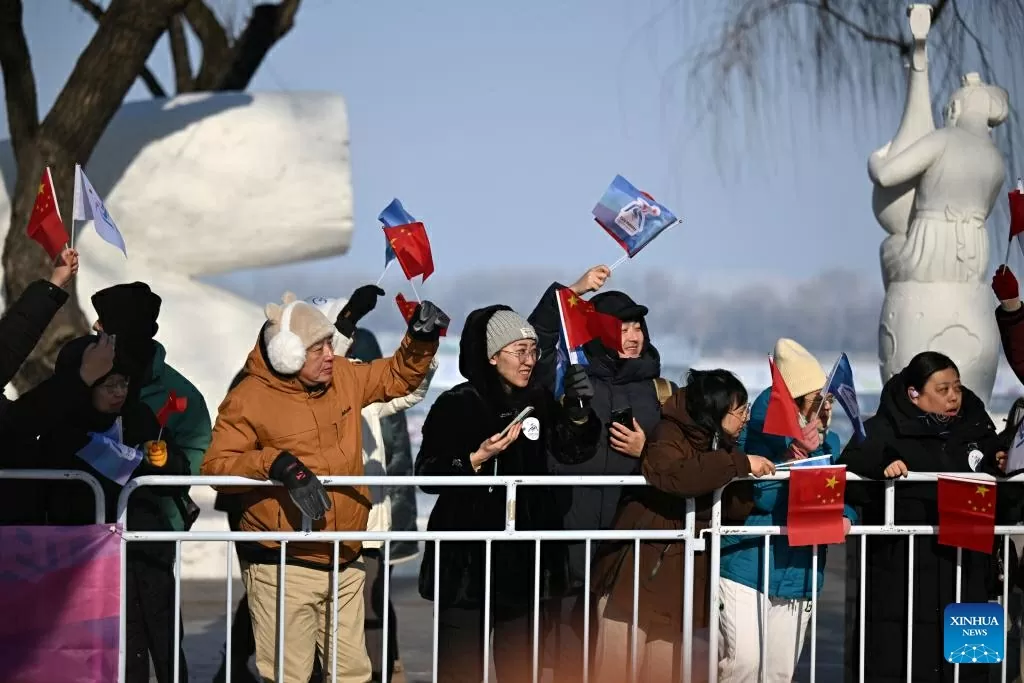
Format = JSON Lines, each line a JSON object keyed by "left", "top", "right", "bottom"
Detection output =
{"left": 4, "top": 0, "right": 1014, "bottom": 287}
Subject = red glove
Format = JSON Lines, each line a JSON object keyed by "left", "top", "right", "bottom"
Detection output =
{"left": 993, "top": 265, "right": 1019, "bottom": 302}
{"left": 791, "top": 418, "right": 822, "bottom": 455}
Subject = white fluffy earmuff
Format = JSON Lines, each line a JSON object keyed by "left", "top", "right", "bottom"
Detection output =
{"left": 266, "top": 301, "right": 307, "bottom": 375}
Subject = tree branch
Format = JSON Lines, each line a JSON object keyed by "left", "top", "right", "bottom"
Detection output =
{"left": 184, "top": 0, "right": 231, "bottom": 90}
{"left": 217, "top": 0, "right": 302, "bottom": 91}
{"left": 168, "top": 13, "right": 194, "bottom": 93}
{"left": 69, "top": 0, "right": 167, "bottom": 97}
{"left": 799, "top": 0, "right": 909, "bottom": 54}
{"left": 0, "top": 0, "right": 40, "bottom": 166}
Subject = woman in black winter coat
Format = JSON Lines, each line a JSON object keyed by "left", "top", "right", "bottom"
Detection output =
{"left": 839, "top": 351, "right": 1016, "bottom": 683}
{"left": 416, "top": 305, "right": 600, "bottom": 683}
{"left": 27, "top": 335, "right": 193, "bottom": 683}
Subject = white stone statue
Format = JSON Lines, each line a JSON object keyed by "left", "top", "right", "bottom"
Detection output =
{"left": 869, "top": 3, "right": 1010, "bottom": 403}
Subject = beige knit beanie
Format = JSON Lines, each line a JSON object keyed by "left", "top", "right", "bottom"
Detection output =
{"left": 263, "top": 292, "right": 337, "bottom": 374}
{"left": 772, "top": 338, "right": 826, "bottom": 399}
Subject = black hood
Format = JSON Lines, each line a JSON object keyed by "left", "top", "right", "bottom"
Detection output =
{"left": 459, "top": 304, "right": 540, "bottom": 412}
{"left": 55, "top": 334, "right": 141, "bottom": 433}
{"left": 876, "top": 371, "right": 989, "bottom": 438}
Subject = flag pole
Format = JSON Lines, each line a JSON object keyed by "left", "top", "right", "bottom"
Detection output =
{"left": 815, "top": 355, "right": 842, "bottom": 420}
{"left": 608, "top": 254, "right": 629, "bottom": 272}
{"left": 375, "top": 260, "right": 394, "bottom": 286}
{"left": 409, "top": 277, "right": 422, "bottom": 303}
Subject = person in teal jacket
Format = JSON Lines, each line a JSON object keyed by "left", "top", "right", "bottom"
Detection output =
{"left": 718, "top": 338, "right": 856, "bottom": 683}
{"left": 92, "top": 282, "right": 212, "bottom": 532}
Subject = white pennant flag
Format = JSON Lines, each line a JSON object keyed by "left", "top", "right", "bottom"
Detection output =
{"left": 72, "top": 164, "right": 127, "bottom": 257}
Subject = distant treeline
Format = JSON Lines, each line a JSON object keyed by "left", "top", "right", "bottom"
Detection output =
{"left": 210, "top": 267, "right": 884, "bottom": 355}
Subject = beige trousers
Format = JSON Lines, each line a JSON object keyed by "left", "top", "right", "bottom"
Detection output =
{"left": 242, "top": 559, "right": 372, "bottom": 683}
{"left": 593, "top": 595, "right": 710, "bottom": 683}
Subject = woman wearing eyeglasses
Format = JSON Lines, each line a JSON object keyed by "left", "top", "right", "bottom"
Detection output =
{"left": 415, "top": 306, "right": 600, "bottom": 683}
{"left": 590, "top": 368, "right": 775, "bottom": 683}
{"left": 25, "top": 334, "right": 194, "bottom": 682}
{"left": 717, "top": 338, "right": 856, "bottom": 683}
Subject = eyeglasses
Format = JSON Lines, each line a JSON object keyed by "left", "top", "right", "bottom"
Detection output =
{"left": 501, "top": 347, "right": 541, "bottom": 363}
{"left": 99, "top": 379, "right": 129, "bottom": 393}
{"left": 729, "top": 403, "right": 751, "bottom": 418}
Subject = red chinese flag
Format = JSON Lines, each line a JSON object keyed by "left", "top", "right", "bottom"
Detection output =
{"left": 763, "top": 357, "right": 803, "bottom": 440}
{"left": 1010, "top": 188, "right": 1024, "bottom": 239}
{"left": 26, "top": 167, "right": 69, "bottom": 260}
{"left": 156, "top": 391, "right": 188, "bottom": 427}
{"left": 382, "top": 222, "right": 434, "bottom": 282}
{"left": 556, "top": 287, "right": 623, "bottom": 352}
{"left": 937, "top": 475, "right": 996, "bottom": 554}
{"left": 787, "top": 466, "right": 847, "bottom": 546}
{"left": 395, "top": 293, "right": 446, "bottom": 336}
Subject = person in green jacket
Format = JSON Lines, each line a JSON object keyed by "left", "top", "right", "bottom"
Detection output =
{"left": 91, "top": 281, "right": 212, "bottom": 531}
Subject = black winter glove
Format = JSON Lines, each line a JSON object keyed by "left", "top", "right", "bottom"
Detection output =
{"left": 269, "top": 452, "right": 331, "bottom": 521}
{"left": 407, "top": 300, "right": 450, "bottom": 342}
{"left": 336, "top": 285, "right": 385, "bottom": 336}
{"left": 562, "top": 364, "right": 594, "bottom": 421}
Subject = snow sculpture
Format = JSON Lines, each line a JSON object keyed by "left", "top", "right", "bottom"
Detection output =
{"left": 869, "top": 4, "right": 1009, "bottom": 402}
{"left": 0, "top": 91, "right": 354, "bottom": 411}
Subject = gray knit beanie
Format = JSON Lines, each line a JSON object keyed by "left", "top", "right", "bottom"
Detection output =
{"left": 485, "top": 310, "right": 538, "bottom": 358}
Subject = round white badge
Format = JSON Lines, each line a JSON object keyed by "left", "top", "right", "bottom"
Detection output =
{"left": 968, "top": 449, "right": 984, "bottom": 471}
{"left": 522, "top": 417, "right": 541, "bottom": 441}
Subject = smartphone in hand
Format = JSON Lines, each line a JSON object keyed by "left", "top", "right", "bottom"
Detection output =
{"left": 610, "top": 407, "right": 633, "bottom": 430}
{"left": 500, "top": 406, "right": 534, "bottom": 438}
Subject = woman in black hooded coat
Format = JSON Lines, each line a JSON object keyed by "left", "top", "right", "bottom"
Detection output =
{"left": 27, "top": 335, "right": 194, "bottom": 683}
{"left": 416, "top": 304, "right": 600, "bottom": 683}
{"left": 839, "top": 352, "right": 1018, "bottom": 683}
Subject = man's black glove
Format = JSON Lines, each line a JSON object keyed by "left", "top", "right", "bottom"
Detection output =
{"left": 336, "top": 285, "right": 385, "bottom": 337}
{"left": 407, "top": 301, "right": 450, "bottom": 342}
{"left": 562, "top": 364, "right": 594, "bottom": 421}
{"left": 269, "top": 452, "right": 331, "bottom": 521}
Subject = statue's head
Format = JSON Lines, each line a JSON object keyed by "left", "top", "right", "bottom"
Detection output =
{"left": 944, "top": 72, "right": 1009, "bottom": 130}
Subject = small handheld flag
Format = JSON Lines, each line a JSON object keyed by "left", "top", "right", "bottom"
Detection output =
{"left": 821, "top": 352, "right": 866, "bottom": 441}
{"left": 787, "top": 465, "right": 847, "bottom": 546}
{"left": 593, "top": 175, "right": 681, "bottom": 265}
{"left": 937, "top": 475, "right": 995, "bottom": 554}
{"left": 763, "top": 357, "right": 803, "bottom": 441}
{"left": 382, "top": 222, "right": 434, "bottom": 283}
{"left": 72, "top": 164, "right": 126, "bottom": 256}
{"left": 396, "top": 293, "right": 446, "bottom": 336}
{"left": 555, "top": 287, "right": 622, "bottom": 353}
{"left": 26, "top": 167, "right": 69, "bottom": 260}
{"left": 155, "top": 391, "right": 188, "bottom": 441}
{"left": 379, "top": 198, "right": 417, "bottom": 270}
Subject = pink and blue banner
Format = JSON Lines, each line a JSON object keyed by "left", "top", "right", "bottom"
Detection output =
{"left": 0, "top": 525, "right": 121, "bottom": 683}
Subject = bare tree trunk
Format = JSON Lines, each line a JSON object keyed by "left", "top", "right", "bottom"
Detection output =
{"left": 1, "top": 0, "right": 189, "bottom": 390}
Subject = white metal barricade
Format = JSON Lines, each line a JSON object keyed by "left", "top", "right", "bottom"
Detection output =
{"left": 707, "top": 471, "right": 1024, "bottom": 683}
{"left": 5, "top": 470, "right": 1024, "bottom": 682}
{"left": 0, "top": 468, "right": 106, "bottom": 523}
{"left": 117, "top": 474, "right": 700, "bottom": 683}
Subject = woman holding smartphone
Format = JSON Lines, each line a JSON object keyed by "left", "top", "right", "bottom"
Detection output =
{"left": 415, "top": 306, "right": 600, "bottom": 683}
{"left": 591, "top": 369, "right": 775, "bottom": 683}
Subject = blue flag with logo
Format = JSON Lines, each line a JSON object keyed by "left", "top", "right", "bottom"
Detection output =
{"left": 378, "top": 198, "right": 417, "bottom": 268}
{"left": 824, "top": 352, "right": 866, "bottom": 442}
{"left": 553, "top": 325, "right": 589, "bottom": 400}
{"left": 592, "top": 175, "right": 682, "bottom": 258}
{"left": 75, "top": 418, "right": 143, "bottom": 485}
